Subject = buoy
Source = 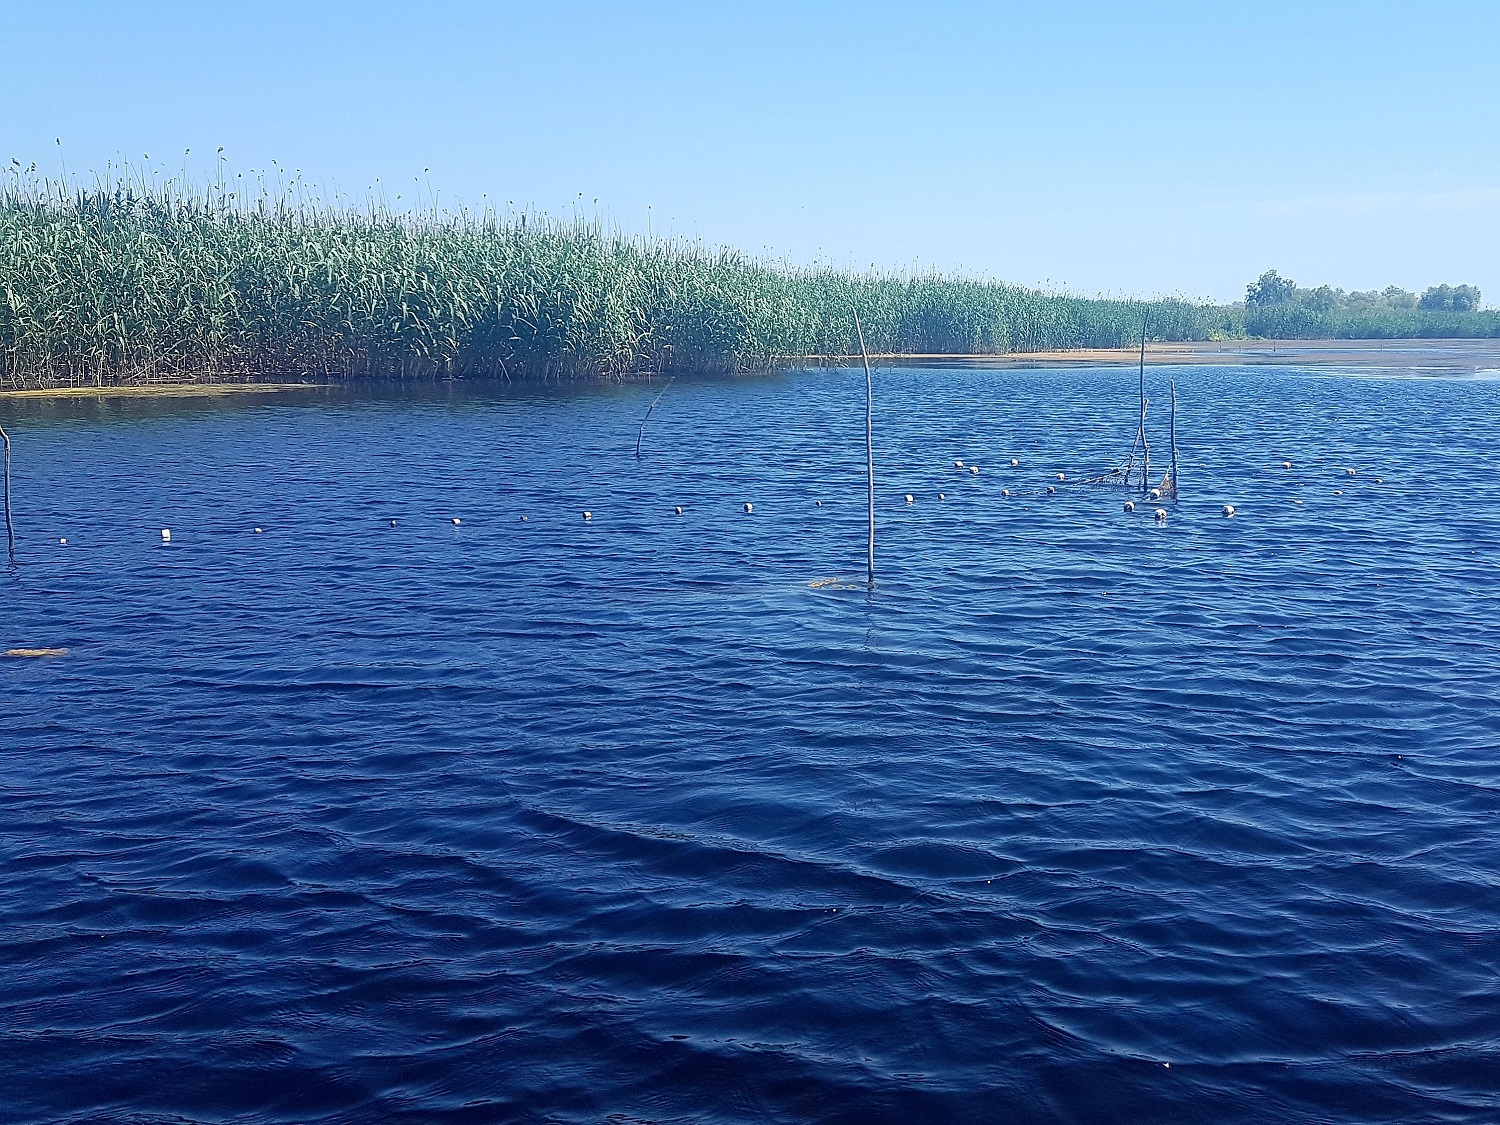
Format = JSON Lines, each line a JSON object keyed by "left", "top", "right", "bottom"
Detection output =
{"left": 673, "top": 506, "right": 682, "bottom": 515}
{"left": 969, "top": 465, "right": 979, "bottom": 475}
{"left": 1002, "top": 489, "right": 1011, "bottom": 498}
{"left": 254, "top": 527, "right": 263, "bottom": 534}
{"left": 744, "top": 502, "right": 753, "bottom": 513}
{"left": 1046, "top": 486, "right": 1056, "bottom": 495}
{"left": 904, "top": 494, "right": 914, "bottom": 504}
{"left": 1010, "top": 458, "right": 1019, "bottom": 468}
{"left": 1222, "top": 505, "right": 1235, "bottom": 517}
{"left": 161, "top": 529, "right": 171, "bottom": 543}
{"left": 954, "top": 459, "right": 964, "bottom": 468}
{"left": 1056, "top": 472, "right": 1066, "bottom": 481}
{"left": 938, "top": 493, "right": 946, "bottom": 500}
{"left": 1124, "top": 501, "right": 1135, "bottom": 512}
{"left": 1282, "top": 461, "right": 1292, "bottom": 469}
{"left": 1149, "top": 488, "right": 1161, "bottom": 501}
{"left": 1345, "top": 468, "right": 1357, "bottom": 476}
{"left": 583, "top": 511, "right": 592, "bottom": 520}
{"left": 451, "top": 518, "right": 461, "bottom": 525}
{"left": 59, "top": 537, "right": 67, "bottom": 545}
{"left": 390, "top": 518, "right": 397, "bottom": 527}
{"left": 1154, "top": 508, "right": 1167, "bottom": 522}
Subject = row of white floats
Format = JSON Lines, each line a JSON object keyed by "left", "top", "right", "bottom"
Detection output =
{"left": 102, "top": 462, "right": 1380, "bottom": 545}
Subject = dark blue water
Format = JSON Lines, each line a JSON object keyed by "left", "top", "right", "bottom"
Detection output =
{"left": 4, "top": 365, "right": 1499, "bottom": 1124}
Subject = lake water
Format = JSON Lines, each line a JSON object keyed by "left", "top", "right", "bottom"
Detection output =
{"left": 4, "top": 364, "right": 1499, "bottom": 1123}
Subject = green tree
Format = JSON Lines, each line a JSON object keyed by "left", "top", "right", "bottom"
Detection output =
{"left": 1246, "top": 269, "right": 1297, "bottom": 306}
{"left": 1419, "top": 284, "right": 1455, "bottom": 310}
{"left": 1305, "top": 285, "right": 1340, "bottom": 313}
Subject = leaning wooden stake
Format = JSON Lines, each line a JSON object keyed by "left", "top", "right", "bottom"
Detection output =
{"left": 634, "top": 377, "right": 674, "bottom": 459}
{"left": 853, "top": 308, "right": 875, "bottom": 587}
{"left": 0, "top": 424, "right": 13, "bottom": 558}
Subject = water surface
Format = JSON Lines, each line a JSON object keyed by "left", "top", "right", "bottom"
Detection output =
{"left": 4, "top": 364, "right": 1499, "bottom": 1123}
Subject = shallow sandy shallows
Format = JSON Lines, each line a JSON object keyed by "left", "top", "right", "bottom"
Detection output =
{"left": 858, "top": 337, "right": 1500, "bottom": 375}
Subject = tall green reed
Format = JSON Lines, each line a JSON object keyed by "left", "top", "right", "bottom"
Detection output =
{"left": 1, "top": 168, "right": 1237, "bottom": 388}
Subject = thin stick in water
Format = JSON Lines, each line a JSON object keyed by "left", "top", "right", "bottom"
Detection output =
{"left": 1142, "top": 399, "right": 1151, "bottom": 492}
{"left": 634, "top": 377, "right": 674, "bottom": 459}
{"left": 853, "top": 308, "right": 875, "bottom": 587}
{"left": 1137, "top": 312, "right": 1150, "bottom": 493}
{"left": 1123, "top": 416, "right": 1140, "bottom": 489}
{"left": 1169, "top": 378, "right": 1179, "bottom": 494}
{"left": 0, "top": 424, "right": 13, "bottom": 558}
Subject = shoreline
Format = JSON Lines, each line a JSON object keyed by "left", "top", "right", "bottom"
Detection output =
{"left": 831, "top": 337, "right": 1500, "bottom": 372}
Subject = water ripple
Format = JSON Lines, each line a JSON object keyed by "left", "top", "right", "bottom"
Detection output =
{"left": 3, "top": 365, "right": 1499, "bottom": 1122}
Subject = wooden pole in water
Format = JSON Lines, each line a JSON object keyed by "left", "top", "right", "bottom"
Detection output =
{"left": 1138, "top": 313, "right": 1150, "bottom": 493}
{"left": 1169, "top": 378, "right": 1179, "bottom": 494}
{"left": 853, "top": 307, "right": 875, "bottom": 587}
{"left": 0, "top": 424, "right": 13, "bottom": 558}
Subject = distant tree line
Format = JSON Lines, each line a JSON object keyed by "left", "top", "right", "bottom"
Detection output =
{"left": 1242, "top": 270, "right": 1495, "bottom": 338}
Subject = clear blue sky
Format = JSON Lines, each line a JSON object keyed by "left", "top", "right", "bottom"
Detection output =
{"left": 4, "top": 0, "right": 1497, "bottom": 304}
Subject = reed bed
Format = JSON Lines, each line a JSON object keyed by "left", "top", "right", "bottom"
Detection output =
{"left": 1, "top": 171, "right": 1246, "bottom": 388}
